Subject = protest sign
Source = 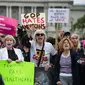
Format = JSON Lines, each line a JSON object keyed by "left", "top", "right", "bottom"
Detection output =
{"left": 48, "top": 8, "right": 69, "bottom": 23}
{"left": 21, "top": 13, "right": 46, "bottom": 30}
{"left": 0, "top": 60, "right": 34, "bottom": 85}
{"left": 0, "top": 16, "right": 18, "bottom": 36}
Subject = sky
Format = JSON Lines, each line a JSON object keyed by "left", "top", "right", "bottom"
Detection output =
{"left": 74, "top": 0, "right": 85, "bottom": 5}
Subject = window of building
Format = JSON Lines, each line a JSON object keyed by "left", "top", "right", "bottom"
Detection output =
{"left": 24, "top": 7, "right": 31, "bottom": 13}
{"left": 36, "top": 7, "right": 44, "bottom": 13}
{"left": 12, "top": 6, "right": 19, "bottom": 20}
{"left": 0, "top": 6, "right": 6, "bottom": 16}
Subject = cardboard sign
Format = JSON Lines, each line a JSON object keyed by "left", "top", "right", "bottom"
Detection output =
{"left": 0, "top": 60, "right": 34, "bottom": 85}
{"left": 48, "top": 8, "right": 69, "bottom": 23}
{"left": 21, "top": 13, "right": 46, "bottom": 30}
{"left": 0, "top": 16, "right": 18, "bottom": 36}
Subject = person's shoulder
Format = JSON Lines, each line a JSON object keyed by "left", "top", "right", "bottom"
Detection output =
{"left": 45, "top": 42, "right": 55, "bottom": 49}
{"left": 30, "top": 40, "right": 35, "bottom": 45}
{"left": 0, "top": 47, "right": 7, "bottom": 51}
{"left": 70, "top": 49, "right": 78, "bottom": 55}
{"left": 14, "top": 48, "right": 22, "bottom": 52}
{"left": 45, "top": 42, "right": 53, "bottom": 46}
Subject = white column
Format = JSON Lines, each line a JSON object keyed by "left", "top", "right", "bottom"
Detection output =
{"left": 21, "top": 6, "right": 24, "bottom": 14}
{"left": 6, "top": 6, "right": 8, "bottom": 17}
{"left": 31, "top": 7, "right": 33, "bottom": 13}
{"left": 34, "top": 7, "right": 36, "bottom": 13}
{"left": 9, "top": 6, "right": 12, "bottom": 18}
{"left": 19, "top": 6, "right": 21, "bottom": 24}
{"left": 31, "top": 7, "right": 36, "bottom": 13}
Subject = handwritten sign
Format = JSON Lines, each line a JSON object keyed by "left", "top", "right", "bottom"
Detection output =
{"left": 21, "top": 13, "right": 46, "bottom": 30}
{"left": 0, "top": 16, "right": 18, "bottom": 36}
{"left": 0, "top": 60, "right": 34, "bottom": 85}
{"left": 48, "top": 8, "right": 69, "bottom": 23}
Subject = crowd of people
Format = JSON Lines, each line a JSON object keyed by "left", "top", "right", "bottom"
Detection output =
{"left": 0, "top": 28, "right": 85, "bottom": 85}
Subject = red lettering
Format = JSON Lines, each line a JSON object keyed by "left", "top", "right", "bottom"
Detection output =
{"left": 28, "top": 18, "right": 32, "bottom": 23}
{"left": 32, "top": 18, "right": 36, "bottom": 23}
{"left": 22, "top": 19, "right": 27, "bottom": 23}
{"left": 41, "top": 17, "right": 44, "bottom": 23}
{"left": 37, "top": 18, "right": 41, "bottom": 23}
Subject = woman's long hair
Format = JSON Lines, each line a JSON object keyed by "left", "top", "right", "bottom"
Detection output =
{"left": 58, "top": 37, "right": 74, "bottom": 52}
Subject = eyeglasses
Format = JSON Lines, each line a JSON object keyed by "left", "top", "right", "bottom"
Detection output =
{"left": 36, "top": 33, "right": 44, "bottom": 36}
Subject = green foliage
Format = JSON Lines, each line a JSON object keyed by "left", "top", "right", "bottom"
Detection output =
{"left": 71, "top": 15, "right": 85, "bottom": 32}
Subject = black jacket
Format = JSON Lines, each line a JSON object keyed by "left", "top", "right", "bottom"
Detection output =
{"left": 54, "top": 50, "right": 80, "bottom": 85}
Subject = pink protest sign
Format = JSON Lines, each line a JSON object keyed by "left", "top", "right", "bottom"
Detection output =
{"left": 82, "top": 40, "right": 85, "bottom": 48}
{"left": 0, "top": 16, "right": 18, "bottom": 36}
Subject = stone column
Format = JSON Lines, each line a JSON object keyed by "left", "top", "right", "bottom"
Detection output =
{"left": 6, "top": 6, "right": 8, "bottom": 17}
{"left": 21, "top": 6, "right": 24, "bottom": 14}
{"left": 31, "top": 7, "right": 36, "bottom": 13}
{"left": 19, "top": 6, "right": 21, "bottom": 24}
{"left": 31, "top": 7, "right": 33, "bottom": 13}
{"left": 9, "top": 6, "right": 11, "bottom": 18}
{"left": 34, "top": 7, "right": 36, "bottom": 13}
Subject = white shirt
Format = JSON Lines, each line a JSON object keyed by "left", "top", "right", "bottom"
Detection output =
{"left": 30, "top": 40, "right": 57, "bottom": 67}
{"left": 0, "top": 47, "right": 24, "bottom": 61}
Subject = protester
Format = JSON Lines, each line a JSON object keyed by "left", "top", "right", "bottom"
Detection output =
{"left": 0, "top": 35, "right": 24, "bottom": 62}
{"left": 63, "top": 31, "right": 71, "bottom": 39}
{"left": 0, "top": 33, "right": 5, "bottom": 48}
{"left": 21, "top": 34, "right": 31, "bottom": 62}
{"left": 71, "top": 33, "right": 85, "bottom": 85}
{"left": 30, "top": 29, "right": 57, "bottom": 85}
{"left": 54, "top": 38, "right": 80, "bottom": 85}
{"left": 71, "top": 33, "right": 84, "bottom": 53}
{"left": 30, "top": 29, "right": 57, "bottom": 68}
{"left": 58, "top": 30, "right": 71, "bottom": 42}
{"left": 57, "top": 30, "right": 70, "bottom": 49}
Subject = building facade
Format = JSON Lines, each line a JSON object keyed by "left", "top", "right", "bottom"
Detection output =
{"left": 0, "top": 0, "right": 85, "bottom": 37}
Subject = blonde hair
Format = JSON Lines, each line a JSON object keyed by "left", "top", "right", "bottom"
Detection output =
{"left": 33, "top": 29, "right": 47, "bottom": 41}
{"left": 5, "top": 35, "right": 16, "bottom": 45}
{"left": 71, "top": 33, "right": 81, "bottom": 49}
{"left": 58, "top": 37, "right": 73, "bottom": 52}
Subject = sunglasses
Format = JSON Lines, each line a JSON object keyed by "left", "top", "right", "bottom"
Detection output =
{"left": 36, "top": 33, "right": 44, "bottom": 36}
